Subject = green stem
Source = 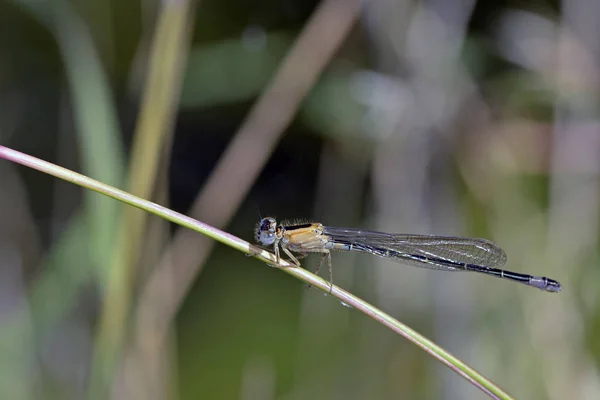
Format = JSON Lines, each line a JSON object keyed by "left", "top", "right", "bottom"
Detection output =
{"left": 87, "top": 0, "right": 197, "bottom": 397}
{"left": 0, "top": 145, "right": 514, "bottom": 400}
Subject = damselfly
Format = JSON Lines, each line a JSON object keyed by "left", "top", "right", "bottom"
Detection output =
{"left": 255, "top": 217, "right": 562, "bottom": 293}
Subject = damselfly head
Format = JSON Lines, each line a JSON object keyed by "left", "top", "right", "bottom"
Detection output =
{"left": 255, "top": 217, "right": 278, "bottom": 245}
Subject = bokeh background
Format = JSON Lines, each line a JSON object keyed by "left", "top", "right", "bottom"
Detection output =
{"left": 0, "top": 0, "right": 598, "bottom": 399}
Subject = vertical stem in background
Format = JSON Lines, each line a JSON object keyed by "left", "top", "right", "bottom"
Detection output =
{"left": 127, "top": 0, "right": 362, "bottom": 396}
{"left": 14, "top": 0, "right": 126, "bottom": 321}
{"left": 53, "top": 3, "right": 126, "bottom": 281}
{"left": 88, "top": 1, "right": 197, "bottom": 398}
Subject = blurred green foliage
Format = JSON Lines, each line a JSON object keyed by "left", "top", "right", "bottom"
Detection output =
{"left": 0, "top": 0, "right": 598, "bottom": 399}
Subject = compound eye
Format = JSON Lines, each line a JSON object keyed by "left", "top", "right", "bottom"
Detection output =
{"left": 260, "top": 217, "right": 276, "bottom": 234}
{"left": 256, "top": 217, "right": 278, "bottom": 246}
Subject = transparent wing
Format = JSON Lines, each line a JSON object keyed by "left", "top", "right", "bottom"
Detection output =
{"left": 322, "top": 226, "right": 507, "bottom": 271}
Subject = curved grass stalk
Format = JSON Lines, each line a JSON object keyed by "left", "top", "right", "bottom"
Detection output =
{"left": 0, "top": 145, "right": 514, "bottom": 400}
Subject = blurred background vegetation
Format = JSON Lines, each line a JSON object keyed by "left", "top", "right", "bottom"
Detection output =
{"left": 0, "top": 0, "right": 597, "bottom": 399}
